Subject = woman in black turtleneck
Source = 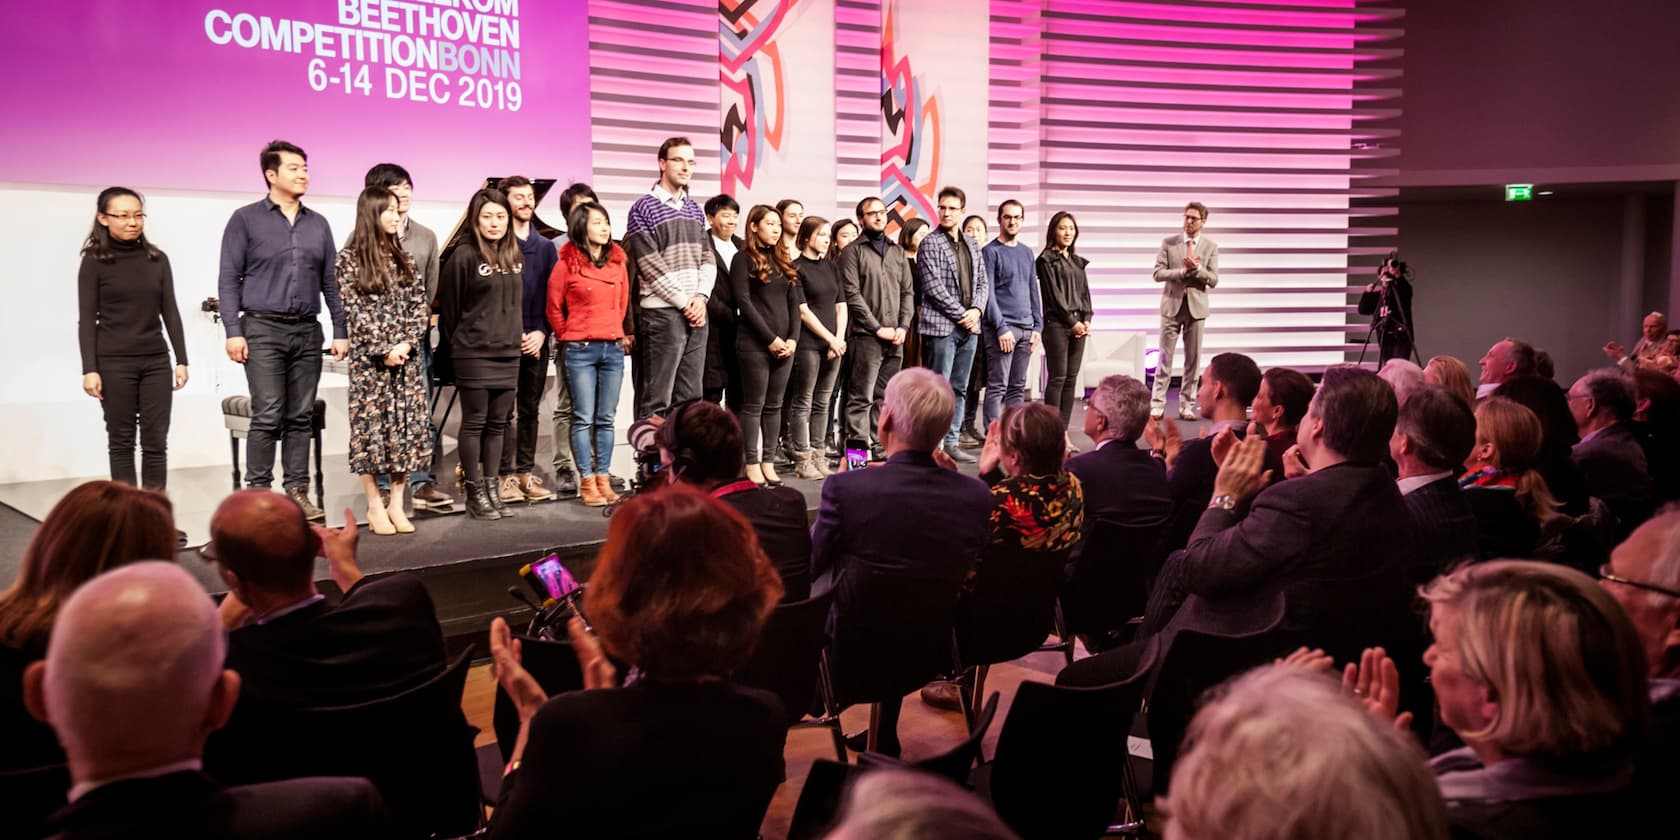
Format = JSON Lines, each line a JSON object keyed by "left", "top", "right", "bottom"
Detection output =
{"left": 729, "top": 205, "right": 803, "bottom": 487}
{"left": 77, "top": 187, "right": 188, "bottom": 490}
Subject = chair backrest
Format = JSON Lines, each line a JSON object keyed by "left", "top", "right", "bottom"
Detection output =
{"left": 732, "top": 588, "right": 835, "bottom": 724}
{"left": 828, "top": 569, "right": 961, "bottom": 707}
{"left": 989, "top": 677, "right": 1148, "bottom": 840}
{"left": 1145, "top": 612, "right": 1292, "bottom": 797}
{"left": 1061, "top": 516, "right": 1167, "bottom": 637}
{"left": 956, "top": 543, "right": 1070, "bottom": 668}
{"left": 207, "top": 647, "right": 482, "bottom": 838}
{"left": 493, "top": 634, "right": 586, "bottom": 761}
{"left": 914, "top": 690, "right": 1000, "bottom": 782}
{"left": 0, "top": 762, "right": 69, "bottom": 829}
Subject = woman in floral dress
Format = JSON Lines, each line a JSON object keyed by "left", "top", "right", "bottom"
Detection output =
{"left": 338, "top": 186, "right": 432, "bottom": 535}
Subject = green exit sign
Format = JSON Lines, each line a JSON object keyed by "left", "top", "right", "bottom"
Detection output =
{"left": 1505, "top": 184, "right": 1534, "bottom": 201}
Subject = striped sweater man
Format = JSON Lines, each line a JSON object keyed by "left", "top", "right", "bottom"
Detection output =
{"left": 625, "top": 179, "right": 713, "bottom": 418}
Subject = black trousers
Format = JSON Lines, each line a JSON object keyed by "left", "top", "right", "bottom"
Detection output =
{"left": 703, "top": 318, "right": 740, "bottom": 408}
{"left": 737, "top": 347, "right": 794, "bottom": 462}
{"left": 500, "top": 336, "right": 550, "bottom": 476}
{"left": 844, "top": 335, "right": 902, "bottom": 443}
{"left": 1041, "top": 321, "right": 1087, "bottom": 430}
{"left": 241, "top": 316, "right": 323, "bottom": 489}
{"left": 98, "top": 353, "right": 173, "bottom": 489}
{"left": 459, "top": 387, "right": 515, "bottom": 483}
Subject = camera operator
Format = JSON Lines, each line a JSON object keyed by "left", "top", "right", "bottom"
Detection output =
{"left": 643, "top": 400, "right": 813, "bottom": 601}
{"left": 1359, "top": 253, "right": 1415, "bottom": 365}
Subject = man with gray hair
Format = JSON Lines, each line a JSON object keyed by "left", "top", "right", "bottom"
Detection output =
{"left": 1065, "top": 374, "right": 1173, "bottom": 524}
{"left": 1568, "top": 368, "right": 1653, "bottom": 519}
{"left": 23, "top": 562, "right": 391, "bottom": 837}
{"left": 1378, "top": 358, "right": 1427, "bottom": 407}
{"left": 810, "top": 367, "right": 992, "bottom": 755}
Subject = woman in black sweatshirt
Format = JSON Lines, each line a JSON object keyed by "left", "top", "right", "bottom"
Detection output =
{"left": 729, "top": 205, "right": 803, "bottom": 487}
{"left": 438, "top": 188, "right": 524, "bottom": 519}
{"left": 77, "top": 187, "right": 188, "bottom": 490}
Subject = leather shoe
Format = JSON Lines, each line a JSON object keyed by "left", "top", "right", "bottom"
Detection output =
{"left": 944, "top": 445, "right": 977, "bottom": 464}
{"left": 920, "top": 681, "right": 963, "bottom": 712}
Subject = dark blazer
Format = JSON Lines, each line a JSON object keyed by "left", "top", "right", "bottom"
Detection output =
{"left": 34, "top": 770, "right": 393, "bottom": 840}
{"left": 1175, "top": 462, "right": 1416, "bottom": 661}
{"left": 706, "top": 234, "right": 744, "bottom": 330}
{"left": 1064, "top": 440, "right": 1173, "bottom": 525}
{"left": 810, "top": 450, "right": 993, "bottom": 585}
{"left": 1164, "top": 426, "right": 1282, "bottom": 551}
{"left": 717, "top": 483, "right": 813, "bottom": 602}
{"left": 1463, "top": 486, "right": 1542, "bottom": 560}
{"left": 1573, "top": 423, "right": 1654, "bottom": 504}
{"left": 489, "top": 681, "right": 786, "bottom": 840}
{"left": 223, "top": 574, "right": 447, "bottom": 708}
{"left": 1403, "top": 476, "right": 1480, "bottom": 587}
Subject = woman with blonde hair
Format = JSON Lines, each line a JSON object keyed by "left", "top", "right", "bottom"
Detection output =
{"left": 1419, "top": 560, "right": 1649, "bottom": 836}
{"left": 1461, "top": 396, "right": 1559, "bottom": 558}
{"left": 1426, "top": 355, "right": 1476, "bottom": 407}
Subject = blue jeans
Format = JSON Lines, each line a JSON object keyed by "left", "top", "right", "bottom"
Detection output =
{"left": 922, "top": 329, "right": 979, "bottom": 446}
{"left": 563, "top": 340, "right": 625, "bottom": 475}
{"left": 984, "top": 326, "right": 1034, "bottom": 426}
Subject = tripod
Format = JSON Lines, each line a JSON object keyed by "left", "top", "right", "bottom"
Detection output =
{"left": 1357, "top": 275, "right": 1421, "bottom": 367}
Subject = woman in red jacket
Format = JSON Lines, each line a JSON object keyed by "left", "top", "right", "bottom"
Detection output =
{"left": 548, "top": 202, "right": 631, "bottom": 506}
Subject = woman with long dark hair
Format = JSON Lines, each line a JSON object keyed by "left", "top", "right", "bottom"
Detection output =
{"left": 827, "top": 218, "right": 859, "bottom": 260}
{"left": 77, "top": 187, "right": 188, "bottom": 490}
{"left": 548, "top": 202, "right": 631, "bottom": 508}
{"left": 1037, "top": 210, "right": 1093, "bottom": 431}
{"left": 337, "top": 186, "right": 430, "bottom": 534}
{"left": 899, "top": 217, "right": 931, "bottom": 369}
{"left": 775, "top": 198, "right": 804, "bottom": 262}
{"left": 730, "top": 205, "right": 803, "bottom": 487}
{"left": 788, "top": 216, "right": 847, "bottom": 480}
{"left": 438, "top": 188, "right": 524, "bottom": 520}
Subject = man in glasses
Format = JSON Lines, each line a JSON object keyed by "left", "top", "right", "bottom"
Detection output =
{"left": 839, "top": 195, "right": 914, "bottom": 456}
{"left": 915, "top": 186, "right": 996, "bottom": 462}
{"left": 1150, "top": 202, "right": 1219, "bottom": 420}
{"left": 625, "top": 136, "right": 712, "bottom": 419}
{"left": 1599, "top": 511, "right": 1680, "bottom": 681}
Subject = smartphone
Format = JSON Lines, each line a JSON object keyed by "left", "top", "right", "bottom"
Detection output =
{"left": 844, "top": 437, "right": 870, "bottom": 471}
{"left": 520, "top": 553, "right": 579, "bottom": 603}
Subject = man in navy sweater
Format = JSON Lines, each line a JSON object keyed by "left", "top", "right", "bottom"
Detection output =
{"left": 980, "top": 199, "right": 1043, "bottom": 428}
{"left": 496, "top": 177, "right": 561, "bottom": 504}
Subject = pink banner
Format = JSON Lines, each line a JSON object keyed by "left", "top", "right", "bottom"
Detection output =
{"left": 0, "top": 1, "right": 590, "bottom": 198}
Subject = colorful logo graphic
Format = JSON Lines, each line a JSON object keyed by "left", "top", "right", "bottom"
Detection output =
{"left": 720, "top": 0, "right": 799, "bottom": 196}
{"left": 879, "top": 0, "right": 941, "bottom": 230}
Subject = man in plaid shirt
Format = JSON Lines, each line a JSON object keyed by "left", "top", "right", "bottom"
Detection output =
{"left": 916, "top": 186, "right": 1001, "bottom": 461}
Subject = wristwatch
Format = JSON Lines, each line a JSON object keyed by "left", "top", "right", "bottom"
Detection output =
{"left": 1208, "top": 494, "right": 1237, "bottom": 512}
{"left": 1149, "top": 448, "right": 1167, "bottom": 460}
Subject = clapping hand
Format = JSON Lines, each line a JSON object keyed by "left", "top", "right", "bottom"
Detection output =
{"left": 1343, "top": 647, "right": 1412, "bottom": 730}
{"left": 1603, "top": 341, "right": 1628, "bottom": 362}
{"left": 1282, "top": 444, "right": 1310, "bottom": 479}
{"left": 1211, "top": 434, "right": 1271, "bottom": 503}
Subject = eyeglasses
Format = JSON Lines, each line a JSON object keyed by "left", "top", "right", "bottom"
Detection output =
{"left": 937, "top": 205, "right": 962, "bottom": 213}
{"left": 1598, "top": 564, "right": 1680, "bottom": 599}
{"left": 102, "top": 213, "right": 146, "bottom": 222}
{"left": 861, "top": 209, "right": 887, "bottom": 217}
{"left": 663, "top": 157, "right": 695, "bottom": 166}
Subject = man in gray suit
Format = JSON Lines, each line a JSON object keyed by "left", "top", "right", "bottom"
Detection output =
{"left": 1151, "top": 202, "right": 1220, "bottom": 420}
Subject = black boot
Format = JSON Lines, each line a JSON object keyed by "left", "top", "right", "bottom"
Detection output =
{"left": 487, "top": 477, "right": 515, "bottom": 518}
{"left": 463, "top": 480, "right": 501, "bottom": 520}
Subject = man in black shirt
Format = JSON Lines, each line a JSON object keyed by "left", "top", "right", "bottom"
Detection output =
{"left": 218, "top": 140, "right": 348, "bottom": 520}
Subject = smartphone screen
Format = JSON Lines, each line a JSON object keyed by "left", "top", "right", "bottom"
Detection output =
{"left": 844, "top": 437, "right": 869, "bottom": 471}
{"left": 523, "top": 554, "right": 579, "bottom": 602}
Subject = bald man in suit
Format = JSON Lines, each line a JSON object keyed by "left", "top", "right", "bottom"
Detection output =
{"left": 1151, "top": 202, "right": 1220, "bottom": 420}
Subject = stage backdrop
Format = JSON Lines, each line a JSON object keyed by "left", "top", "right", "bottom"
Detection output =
{"left": 0, "top": 0, "right": 1401, "bottom": 484}
{"left": 0, "top": 0, "right": 592, "bottom": 198}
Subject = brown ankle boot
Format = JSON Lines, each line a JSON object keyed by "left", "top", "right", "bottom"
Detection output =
{"left": 595, "top": 474, "right": 621, "bottom": 503}
{"left": 578, "top": 474, "right": 607, "bottom": 507}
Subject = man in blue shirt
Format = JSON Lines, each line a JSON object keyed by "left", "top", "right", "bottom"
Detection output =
{"left": 218, "top": 140, "right": 347, "bottom": 521}
{"left": 980, "top": 199, "right": 1042, "bottom": 427}
{"left": 495, "top": 176, "right": 562, "bottom": 504}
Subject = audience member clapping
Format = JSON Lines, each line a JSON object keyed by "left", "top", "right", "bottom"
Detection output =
{"left": 1064, "top": 374, "right": 1172, "bottom": 524}
{"left": 1162, "top": 664, "right": 1447, "bottom": 840}
{"left": 22, "top": 562, "right": 392, "bottom": 838}
{"left": 1251, "top": 367, "right": 1314, "bottom": 467}
{"left": 974, "top": 401, "right": 1085, "bottom": 557}
{"left": 488, "top": 484, "right": 787, "bottom": 839}
{"left": 0, "top": 481, "right": 177, "bottom": 783}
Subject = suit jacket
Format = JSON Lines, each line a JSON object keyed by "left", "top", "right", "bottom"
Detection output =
{"left": 223, "top": 574, "right": 447, "bottom": 708}
{"left": 716, "top": 483, "right": 813, "bottom": 602}
{"left": 1152, "top": 233, "right": 1219, "bottom": 320}
{"left": 1064, "top": 440, "right": 1173, "bottom": 525}
{"left": 1463, "top": 485, "right": 1542, "bottom": 560}
{"left": 489, "top": 681, "right": 786, "bottom": 840}
{"left": 35, "top": 770, "right": 393, "bottom": 840}
{"left": 1164, "top": 427, "right": 1282, "bottom": 552}
{"left": 1403, "top": 476, "right": 1480, "bottom": 587}
{"left": 811, "top": 450, "right": 992, "bottom": 588}
{"left": 1175, "top": 462, "right": 1415, "bottom": 660}
{"left": 1572, "top": 423, "right": 1653, "bottom": 504}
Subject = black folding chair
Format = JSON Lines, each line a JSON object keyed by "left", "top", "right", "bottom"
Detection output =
{"left": 207, "top": 648, "right": 484, "bottom": 838}
{"left": 826, "top": 569, "right": 962, "bottom": 753}
{"left": 492, "top": 635, "right": 586, "bottom": 763}
{"left": 977, "top": 677, "right": 1149, "bottom": 839}
{"left": 733, "top": 588, "right": 846, "bottom": 762}
{"left": 1061, "top": 516, "right": 1168, "bottom": 652}
{"left": 953, "top": 543, "right": 1070, "bottom": 727}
